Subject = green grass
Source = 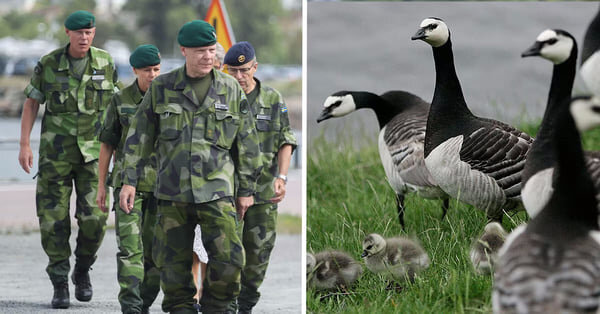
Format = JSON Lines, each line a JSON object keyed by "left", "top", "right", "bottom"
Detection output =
{"left": 306, "top": 120, "right": 600, "bottom": 313}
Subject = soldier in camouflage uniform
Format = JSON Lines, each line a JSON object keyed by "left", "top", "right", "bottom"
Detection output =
{"left": 96, "top": 44, "right": 161, "bottom": 314}
{"left": 119, "top": 20, "right": 262, "bottom": 314}
{"left": 223, "top": 42, "right": 297, "bottom": 314}
{"left": 17, "top": 10, "right": 118, "bottom": 309}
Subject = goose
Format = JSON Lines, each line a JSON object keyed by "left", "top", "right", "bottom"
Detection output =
{"left": 306, "top": 250, "right": 363, "bottom": 290}
{"left": 470, "top": 222, "right": 507, "bottom": 275}
{"left": 492, "top": 96, "right": 600, "bottom": 314}
{"left": 411, "top": 17, "right": 533, "bottom": 221}
{"left": 521, "top": 30, "right": 600, "bottom": 218}
{"left": 520, "top": 29, "right": 578, "bottom": 217}
{"left": 317, "top": 90, "right": 449, "bottom": 228}
{"left": 361, "top": 233, "right": 429, "bottom": 284}
{"left": 581, "top": 5, "right": 600, "bottom": 96}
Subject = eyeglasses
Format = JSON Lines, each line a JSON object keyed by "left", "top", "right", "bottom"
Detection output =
{"left": 227, "top": 63, "right": 255, "bottom": 75}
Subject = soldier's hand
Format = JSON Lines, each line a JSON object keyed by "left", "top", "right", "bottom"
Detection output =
{"left": 18, "top": 144, "right": 33, "bottom": 174}
{"left": 236, "top": 196, "right": 254, "bottom": 220}
{"left": 270, "top": 178, "right": 286, "bottom": 203}
{"left": 119, "top": 185, "right": 136, "bottom": 214}
{"left": 96, "top": 183, "right": 108, "bottom": 212}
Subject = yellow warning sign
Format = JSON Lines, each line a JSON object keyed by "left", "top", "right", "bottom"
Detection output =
{"left": 205, "top": 0, "right": 236, "bottom": 52}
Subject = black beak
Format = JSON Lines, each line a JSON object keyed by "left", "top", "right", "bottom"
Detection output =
{"left": 411, "top": 27, "right": 427, "bottom": 41}
{"left": 316, "top": 107, "right": 333, "bottom": 123}
{"left": 361, "top": 250, "right": 368, "bottom": 258}
{"left": 521, "top": 41, "right": 543, "bottom": 58}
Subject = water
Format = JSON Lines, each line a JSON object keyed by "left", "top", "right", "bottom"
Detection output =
{"left": 307, "top": 2, "right": 598, "bottom": 145}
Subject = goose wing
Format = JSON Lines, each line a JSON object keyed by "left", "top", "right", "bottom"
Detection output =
{"left": 459, "top": 119, "right": 533, "bottom": 199}
{"left": 384, "top": 109, "right": 438, "bottom": 188}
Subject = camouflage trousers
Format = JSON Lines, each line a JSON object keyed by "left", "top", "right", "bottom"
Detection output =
{"left": 113, "top": 188, "right": 160, "bottom": 314}
{"left": 154, "top": 197, "right": 244, "bottom": 313}
{"left": 237, "top": 202, "right": 278, "bottom": 311}
{"left": 36, "top": 157, "right": 108, "bottom": 284}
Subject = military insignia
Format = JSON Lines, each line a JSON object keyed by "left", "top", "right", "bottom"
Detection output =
{"left": 215, "top": 103, "right": 229, "bottom": 111}
{"left": 240, "top": 99, "right": 249, "bottom": 114}
{"left": 91, "top": 74, "right": 105, "bottom": 81}
{"left": 280, "top": 104, "right": 288, "bottom": 113}
{"left": 238, "top": 55, "right": 245, "bottom": 63}
{"left": 257, "top": 114, "right": 271, "bottom": 121}
{"left": 157, "top": 52, "right": 161, "bottom": 59}
{"left": 212, "top": 31, "right": 217, "bottom": 40}
{"left": 34, "top": 62, "right": 42, "bottom": 75}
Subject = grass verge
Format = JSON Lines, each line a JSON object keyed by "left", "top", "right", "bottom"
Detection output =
{"left": 306, "top": 120, "right": 600, "bottom": 313}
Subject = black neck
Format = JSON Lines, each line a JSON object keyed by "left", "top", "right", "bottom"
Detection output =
{"left": 523, "top": 54, "right": 577, "bottom": 182}
{"left": 529, "top": 102, "right": 599, "bottom": 236}
{"left": 581, "top": 6, "right": 600, "bottom": 65}
{"left": 425, "top": 39, "right": 474, "bottom": 156}
{"left": 350, "top": 91, "right": 414, "bottom": 129}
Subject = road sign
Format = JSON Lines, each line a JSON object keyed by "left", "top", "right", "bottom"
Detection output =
{"left": 205, "top": 0, "right": 236, "bottom": 52}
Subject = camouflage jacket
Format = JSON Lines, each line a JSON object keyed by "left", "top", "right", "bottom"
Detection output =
{"left": 24, "top": 44, "right": 118, "bottom": 163}
{"left": 121, "top": 66, "right": 262, "bottom": 203}
{"left": 250, "top": 79, "right": 297, "bottom": 204}
{"left": 98, "top": 81, "right": 156, "bottom": 192}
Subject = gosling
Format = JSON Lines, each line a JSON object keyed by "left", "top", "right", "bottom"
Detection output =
{"left": 361, "top": 233, "right": 430, "bottom": 283}
{"left": 470, "top": 222, "right": 507, "bottom": 274}
{"left": 307, "top": 250, "right": 362, "bottom": 290}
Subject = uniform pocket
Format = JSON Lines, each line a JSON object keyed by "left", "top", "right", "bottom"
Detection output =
{"left": 206, "top": 111, "right": 240, "bottom": 149}
{"left": 44, "top": 82, "right": 70, "bottom": 113}
{"left": 156, "top": 104, "right": 183, "bottom": 140}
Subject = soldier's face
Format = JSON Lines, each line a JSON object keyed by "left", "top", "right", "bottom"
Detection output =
{"left": 227, "top": 61, "right": 257, "bottom": 94}
{"left": 181, "top": 45, "right": 216, "bottom": 78}
{"left": 66, "top": 28, "right": 95, "bottom": 56}
{"left": 133, "top": 64, "right": 161, "bottom": 92}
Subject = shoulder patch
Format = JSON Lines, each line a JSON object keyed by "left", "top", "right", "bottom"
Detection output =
{"left": 240, "top": 99, "right": 249, "bottom": 114}
{"left": 34, "top": 62, "right": 42, "bottom": 75}
{"left": 280, "top": 103, "right": 288, "bottom": 113}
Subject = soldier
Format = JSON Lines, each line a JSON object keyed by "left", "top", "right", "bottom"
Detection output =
{"left": 96, "top": 44, "right": 161, "bottom": 314}
{"left": 17, "top": 10, "right": 118, "bottom": 309}
{"left": 223, "top": 41, "right": 297, "bottom": 314}
{"left": 119, "top": 20, "right": 262, "bottom": 313}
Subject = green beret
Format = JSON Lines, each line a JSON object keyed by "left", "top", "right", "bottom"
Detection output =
{"left": 129, "top": 44, "right": 161, "bottom": 69}
{"left": 177, "top": 20, "right": 217, "bottom": 47}
{"left": 64, "top": 10, "right": 95, "bottom": 30}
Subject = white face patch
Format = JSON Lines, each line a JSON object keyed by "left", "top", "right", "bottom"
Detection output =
{"left": 419, "top": 18, "right": 449, "bottom": 48}
{"left": 322, "top": 94, "right": 356, "bottom": 117}
{"left": 536, "top": 29, "right": 557, "bottom": 42}
{"left": 536, "top": 29, "right": 574, "bottom": 64}
{"left": 570, "top": 97, "right": 600, "bottom": 132}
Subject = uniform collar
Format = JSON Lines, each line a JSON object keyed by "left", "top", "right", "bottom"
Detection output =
{"left": 58, "top": 44, "right": 103, "bottom": 73}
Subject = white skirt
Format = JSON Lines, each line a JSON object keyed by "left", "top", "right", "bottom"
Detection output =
{"left": 193, "top": 225, "right": 209, "bottom": 263}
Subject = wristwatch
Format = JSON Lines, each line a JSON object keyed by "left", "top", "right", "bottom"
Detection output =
{"left": 277, "top": 174, "right": 288, "bottom": 184}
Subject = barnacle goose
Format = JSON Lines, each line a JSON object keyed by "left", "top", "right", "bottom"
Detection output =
{"left": 581, "top": 5, "right": 600, "bottom": 96}
{"left": 306, "top": 250, "right": 363, "bottom": 290}
{"left": 521, "top": 30, "right": 600, "bottom": 218}
{"left": 317, "top": 90, "right": 449, "bottom": 228}
{"left": 470, "top": 222, "right": 507, "bottom": 275}
{"left": 492, "top": 96, "right": 600, "bottom": 314}
{"left": 521, "top": 29, "right": 578, "bottom": 217}
{"left": 361, "top": 233, "right": 430, "bottom": 284}
{"left": 411, "top": 17, "right": 533, "bottom": 221}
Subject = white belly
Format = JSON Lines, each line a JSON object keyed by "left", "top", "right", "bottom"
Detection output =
{"left": 425, "top": 135, "right": 505, "bottom": 217}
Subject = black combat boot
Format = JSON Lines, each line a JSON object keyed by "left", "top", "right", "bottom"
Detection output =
{"left": 51, "top": 281, "right": 70, "bottom": 309}
{"left": 71, "top": 266, "right": 93, "bottom": 302}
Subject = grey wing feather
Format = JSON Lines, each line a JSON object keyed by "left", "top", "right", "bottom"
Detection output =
{"left": 460, "top": 120, "right": 533, "bottom": 199}
{"left": 384, "top": 108, "right": 437, "bottom": 188}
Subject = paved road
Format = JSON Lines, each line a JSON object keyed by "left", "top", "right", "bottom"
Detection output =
{"left": 0, "top": 229, "right": 301, "bottom": 313}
